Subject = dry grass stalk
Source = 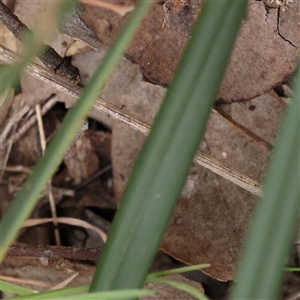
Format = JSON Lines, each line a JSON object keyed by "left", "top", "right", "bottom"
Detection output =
{"left": 36, "top": 103, "right": 61, "bottom": 246}
{"left": 49, "top": 273, "right": 79, "bottom": 291}
{"left": 23, "top": 217, "right": 107, "bottom": 242}
{"left": 80, "top": 0, "right": 135, "bottom": 16}
{"left": 0, "top": 45, "right": 263, "bottom": 196}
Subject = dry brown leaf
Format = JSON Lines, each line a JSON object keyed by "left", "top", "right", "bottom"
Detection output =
{"left": 64, "top": 132, "right": 100, "bottom": 184}
{"left": 82, "top": 0, "right": 298, "bottom": 102}
{"left": 111, "top": 82, "right": 283, "bottom": 281}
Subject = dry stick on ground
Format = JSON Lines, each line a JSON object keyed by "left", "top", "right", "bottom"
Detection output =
{"left": 0, "top": 105, "right": 32, "bottom": 144}
{"left": 0, "top": 274, "right": 52, "bottom": 288}
{"left": 0, "top": 45, "right": 263, "bottom": 196}
{"left": 75, "top": 164, "right": 112, "bottom": 190}
{"left": 214, "top": 108, "right": 274, "bottom": 150}
{"left": 80, "top": 0, "right": 135, "bottom": 16}
{"left": 6, "top": 184, "right": 74, "bottom": 201}
{"left": 0, "top": 165, "right": 32, "bottom": 174}
{"left": 23, "top": 217, "right": 107, "bottom": 242}
{"left": 0, "top": 124, "right": 16, "bottom": 182}
{"left": 0, "top": 0, "right": 80, "bottom": 83}
{"left": 1, "top": 273, "right": 79, "bottom": 292}
{"left": 36, "top": 104, "right": 61, "bottom": 246}
{"left": 6, "top": 244, "right": 102, "bottom": 263}
{"left": 1, "top": 95, "right": 59, "bottom": 149}
{"left": 50, "top": 273, "right": 79, "bottom": 291}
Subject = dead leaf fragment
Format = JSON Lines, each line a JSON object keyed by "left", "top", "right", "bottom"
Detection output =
{"left": 82, "top": 0, "right": 298, "bottom": 102}
{"left": 110, "top": 65, "right": 282, "bottom": 281}
{"left": 230, "top": 91, "right": 284, "bottom": 145}
{"left": 163, "top": 0, "right": 202, "bottom": 36}
{"left": 64, "top": 131, "right": 100, "bottom": 184}
{"left": 278, "top": 0, "right": 300, "bottom": 47}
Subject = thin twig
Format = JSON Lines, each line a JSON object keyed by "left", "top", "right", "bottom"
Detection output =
{"left": 80, "top": 0, "right": 135, "bottom": 16}
{"left": 1, "top": 95, "right": 58, "bottom": 149}
{"left": 193, "top": 152, "right": 262, "bottom": 195}
{"left": 35, "top": 104, "right": 47, "bottom": 152}
{"left": 36, "top": 104, "right": 61, "bottom": 246}
{"left": 49, "top": 273, "right": 78, "bottom": 290}
{"left": 0, "top": 105, "right": 31, "bottom": 143}
{"left": 0, "top": 1, "right": 27, "bottom": 41}
{"left": 214, "top": 108, "right": 273, "bottom": 150}
{"left": 0, "top": 165, "right": 32, "bottom": 174}
{"left": 3, "top": 180, "right": 74, "bottom": 199}
{"left": 6, "top": 244, "right": 102, "bottom": 263}
{"left": 0, "top": 1, "right": 80, "bottom": 83}
{"left": 0, "top": 45, "right": 263, "bottom": 196}
{"left": 75, "top": 164, "right": 112, "bottom": 190}
{"left": 0, "top": 125, "right": 16, "bottom": 182}
{"left": 47, "top": 185, "right": 61, "bottom": 245}
{"left": 23, "top": 217, "right": 107, "bottom": 242}
{"left": 0, "top": 275, "right": 51, "bottom": 288}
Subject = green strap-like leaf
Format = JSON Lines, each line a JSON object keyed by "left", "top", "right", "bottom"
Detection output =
{"left": 147, "top": 264, "right": 210, "bottom": 279}
{"left": 0, "top": 0, "right": 154, "bottom": 263}
{"left": 14, "top": 289, "right": 152, "bottom": 300}
{"left": 230, "top": 63, "right": 299, "bottom": 299}
{"left": 12, "top": 285, "right": 89, "bottom": 299}
{"left": 147, "top": 277, "right": 208, "bottom": 300}
{"left": 0, "top": 280, "right": 37, "bottom": 296}
{"left": 89, "top": 0, "right": 248, "bottom": 292}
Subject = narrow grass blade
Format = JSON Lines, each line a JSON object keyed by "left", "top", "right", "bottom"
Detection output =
{"left": 0, "top": 0, "right": 154, "bottom": 263}
{"left": 10, "top": 265, "right": 209, "bottom": 299}
{"left": 90, "top": 0, "right": 248, "bottom": 292}
{"left": 61, "top": 290, "right": 153, "bottom": 300}
{"left": 0, "top": 280, "right": 37, "bottom": 295}
{"left": 147, "top": 264, "right": 210, "bottom": 279}
{"left": 147, "top": 277, "right": 208, "bottom": 300}
{"left": 230, "top": 63, "right": 299, "bottom": 299}
{"left": 285, "top": 268, "right": 300, "bottom": 272}
{"left": 13, "top": 285, "right": 89, "bottom": 300}
{"left": 14, "top": 289, "right": 153, "bottom": 300}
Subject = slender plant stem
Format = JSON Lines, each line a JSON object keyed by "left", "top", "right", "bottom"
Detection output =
{"left": 230, "top": 63, "right": 299, "bottom": 299}
{"left": 89, "top": 0, "right": 248, "bottom": 292}
{"left": 0, "top": 0, "right": 154, "bottom": 263}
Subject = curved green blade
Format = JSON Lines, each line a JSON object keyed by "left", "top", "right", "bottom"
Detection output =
{"left": 90, "top": 0, "right": 248, "bottom": 292}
